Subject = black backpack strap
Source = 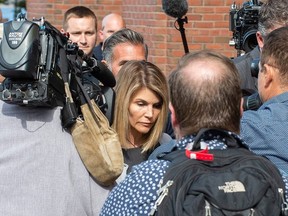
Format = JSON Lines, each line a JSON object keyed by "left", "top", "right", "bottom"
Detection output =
{"left": 160, "top": 149, "right": 187, "bottom": 164}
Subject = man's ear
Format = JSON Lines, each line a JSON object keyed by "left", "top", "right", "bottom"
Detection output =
{"left": 240, "top": 97, "right": 244, "bottom": 117}
{"left": 99, "top": 30, "right": 104, "bottom": 41}
{"left": 169, "top": 102, "right": 178, "bottom": 129}
{"left": 256, "top": 31, "right": 264, "bottom": 49}
{"left": 169, "top": 102, "right": 181, "bottom": 139}
{"left": 263, "top": 64, "right": 273, "bottom": 88}
{"left": 60, "top": 29, "right": 69, "bottom": 38}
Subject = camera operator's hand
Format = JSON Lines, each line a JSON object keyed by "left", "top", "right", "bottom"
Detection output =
{"left": 0, "top": 75, "right": 4, "bottom": 83}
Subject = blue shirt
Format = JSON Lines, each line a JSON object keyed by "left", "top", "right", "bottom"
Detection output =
{"left": 100, "top": 131, "right": 241, "bottom": 216}
{"left": 241, "top": 91, "right": 288, "bottom": 200}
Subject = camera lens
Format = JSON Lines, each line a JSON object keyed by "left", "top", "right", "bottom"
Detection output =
{"left": 243, "top": 92, "right": 262, "bottom": 111}
{"left": 251, "top": 58, "right": 260, "bottom": 78}
{"left": 242, "top": 28, "right": 258, "bottom": 53}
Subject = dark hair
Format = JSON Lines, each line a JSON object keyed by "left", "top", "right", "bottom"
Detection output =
{"left": 169, "top": 50, "right": 242, "bottom": 135}
{"left": 260, "top": 26, "right": 288, "bottom": 86}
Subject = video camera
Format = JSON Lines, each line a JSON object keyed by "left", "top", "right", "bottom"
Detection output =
{"left": 229, "top": 0, "right": 262, "bottom": 56}
{"left": 242, "top": 58, "right": 263, "bottom": 111}
{"left": 0, "top": 16, "right": 115, "bottom": 124}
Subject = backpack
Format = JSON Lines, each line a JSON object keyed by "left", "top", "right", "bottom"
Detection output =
{"left": 149, "top": 128, "right": 288, "bottom": 216}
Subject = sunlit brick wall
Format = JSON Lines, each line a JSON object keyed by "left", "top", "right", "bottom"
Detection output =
{"left": 26, "top": 0, "right": 239, "bottom": 76}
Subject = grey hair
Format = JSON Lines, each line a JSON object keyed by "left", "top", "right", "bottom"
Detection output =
{"left": 102, "top": 28, "right": 148, "bottom": 68}
{"left": 258, "top": 0, "right": 288, "bottom": 37}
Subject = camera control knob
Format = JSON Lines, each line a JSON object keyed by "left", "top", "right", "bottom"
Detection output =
{"left": 2, "top": 89, "right": 11, "bottom": 99}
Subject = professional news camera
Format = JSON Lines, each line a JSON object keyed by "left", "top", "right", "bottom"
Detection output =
{"left": 0, "top": 15, "right": 115, "bottom": 124}
{"left": 229, "top": 0, "right": 262, "bottom": 56}
{"left": 242, "top": 58, "right": 263, "bottom": 111}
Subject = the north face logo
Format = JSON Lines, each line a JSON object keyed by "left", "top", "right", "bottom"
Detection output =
{"left": 218, "top": 181, "right": 246, "bottom": 193}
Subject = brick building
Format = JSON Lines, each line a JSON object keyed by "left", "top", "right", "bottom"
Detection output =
{"left": 26, "top": 0, "right": 241, "bottom": 76}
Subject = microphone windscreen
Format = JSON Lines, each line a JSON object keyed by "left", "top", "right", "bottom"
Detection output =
{"left": 80, "top": 52, "right": 116, "bottom": 88}
{"left": 162, "top": 0, "right": 188, "bottom": 18}
{"left": 93, "top": 60, "right": 116, "bottom": 88}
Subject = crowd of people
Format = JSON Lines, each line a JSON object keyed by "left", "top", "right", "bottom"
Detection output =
{"left": 100, "top": 49, "right": 245, "bottom": 215}
{"left": 0, "top": 0, "right": 288, "bottom": 215}
{"left": 233, "top": 0, "right": 288, "bottom": 92}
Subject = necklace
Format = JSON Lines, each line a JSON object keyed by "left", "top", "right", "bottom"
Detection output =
{"left": 127, "top": 139, "right": 139, "bottom": 148}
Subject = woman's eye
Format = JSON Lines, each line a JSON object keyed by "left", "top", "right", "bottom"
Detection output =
{"left": 137, "top": 103, "right": 145, "bottom": 106}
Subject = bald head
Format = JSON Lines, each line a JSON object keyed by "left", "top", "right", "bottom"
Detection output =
{"left": 169, "top": 50, "right": 242, "bottom": 137}
{"left": 99, "top": 13, "right": 126, "bottom": 44}
{"left": 102, "top": 13, "right": 125, "bottom": 29}
{"left": 182, "top": 58, "right": 229, "bottom": 86}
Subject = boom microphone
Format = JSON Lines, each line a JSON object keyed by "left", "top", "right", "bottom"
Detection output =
{"left": 162, "top": 0, "right": 188, "bottom": 18}
{"left": 84, "top": 58, "right": 116, "bottom": 88}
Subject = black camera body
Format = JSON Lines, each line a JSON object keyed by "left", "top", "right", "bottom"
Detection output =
{"left": 0, "top": 17, "right": 67, "bottom": 107}
{"left": 241, "top": 58, "right": 262, "bottom": 111}
{"left": 229, "top": 0, "right": 262, "bottom": 55}
{"left": 0, "top": 17, "right": 115, "bottom": 124}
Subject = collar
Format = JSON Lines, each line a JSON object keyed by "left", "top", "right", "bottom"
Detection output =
{"left": 260, "top": 91, "right": 288, "bottom": 109}
{"left": 175, "top": 130, "right": 244, "bottom": 150}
